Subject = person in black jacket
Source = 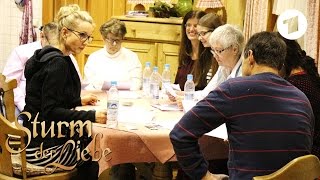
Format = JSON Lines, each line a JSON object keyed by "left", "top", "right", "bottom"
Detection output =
{"left": 22, "top": 4, "right": 106, "bottom": 179}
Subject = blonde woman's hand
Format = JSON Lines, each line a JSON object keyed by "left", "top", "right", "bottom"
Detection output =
{"left": 95, "top": 110, "right": 107, "bottom": 124}
{"left": 81, "top": 93, "right": 98, "bottom": 106}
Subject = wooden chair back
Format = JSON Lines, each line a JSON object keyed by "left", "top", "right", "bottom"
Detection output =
{"left": 253, "top": 155, "right": 320, "bottom": 180}
{"left": 0, "top": 74, "right": 17, "bottom": 123}
{"left": 0, "top": 113, "right": 27, "bottom": 179}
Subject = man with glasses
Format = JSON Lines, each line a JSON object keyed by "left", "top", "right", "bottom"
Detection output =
{"left": 2, "top": 22, "right": 82, "bottom": 118}
{"left": 84, "top": 19, "right": 142, "bottom": 91}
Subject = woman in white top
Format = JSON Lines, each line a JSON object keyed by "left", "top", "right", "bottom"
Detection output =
{"left": 197, "top": 24, "right": 244, "bottom": 99}
{"left": 84, "top": 19, "right": 142, "bottom": 90}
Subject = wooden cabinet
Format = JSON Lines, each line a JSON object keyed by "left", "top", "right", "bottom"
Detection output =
{"left": 114, "top": 16, "right": 182, "bottom": 83}
{"left": 158, "top": 43, "right": 180, "bottom": 82}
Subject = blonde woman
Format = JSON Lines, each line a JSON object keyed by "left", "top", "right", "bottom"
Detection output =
{"left": 22, "top": 4, "right": 106, "bottom": 179}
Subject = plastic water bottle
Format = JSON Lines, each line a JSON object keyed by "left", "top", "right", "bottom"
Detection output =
{"left": 150, "top": 66, "right": 161, "bottom": 104}
{"left": 161, "top": 64, "right": 171, "bottom": 96}
{"left": 107, "top": 81, "right": 119, "bottom": 128}
{"left": 184, "top": 74, "right": 195, "bottom": 100}
{"left": 143, "top": 62, "right": 152, "bottom": 96}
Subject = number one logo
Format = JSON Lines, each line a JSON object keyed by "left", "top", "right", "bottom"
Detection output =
{"left": 283, "top": 15, "right": 298, "bottom": 34}
{"left": 277, "top": 9, "right": 308, "bottom": 40}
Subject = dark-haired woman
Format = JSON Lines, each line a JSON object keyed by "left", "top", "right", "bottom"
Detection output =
{"left": 278, "top": 33, "right": 320, "bottom": 158}
{"left": 174, "top": 10, "right": 209, "bottom": 91}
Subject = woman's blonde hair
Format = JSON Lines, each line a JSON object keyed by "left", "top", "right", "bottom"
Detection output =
{"left": 55, "top": 4, "right": 95, "bottom": 32}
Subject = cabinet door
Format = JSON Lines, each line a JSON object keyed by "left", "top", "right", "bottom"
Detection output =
{"left": 86, "top": 0, "right": 126, "bottom": 43}
{"left": 75, "top": 45, "right": 103, "bottom": 77}
{"left": 122, "top": 41, "right": 157, "bottom": 69}
{"left": 157, "top": 43, "right": 180, "bottom": 83}
{"left": 42, "top": 0, "right": 88, "bottom": 24}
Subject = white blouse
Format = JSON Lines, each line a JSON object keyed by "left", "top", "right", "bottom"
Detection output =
{"left": 84, "top": 47, "right": 142, "bottom": 91}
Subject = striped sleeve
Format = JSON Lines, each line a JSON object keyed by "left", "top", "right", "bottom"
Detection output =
{"left": 169, "top": 81, "right": 232, "bottom": 179}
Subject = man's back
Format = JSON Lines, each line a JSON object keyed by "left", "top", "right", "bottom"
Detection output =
{"left": 170, "top": 72, "right": 313, "bottom": 180}
{"left": 220, "top": 73, "right": 313, "bottom": 179}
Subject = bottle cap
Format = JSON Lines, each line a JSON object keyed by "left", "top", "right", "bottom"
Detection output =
{"left": 111, "top": 81, "right": 117, "bottom": 86}
{"left": 164, "top": 64, "right": 170, "bottom": 70}
{"left": 153, "top": 66, "right": 158, "bottom": 72}
{"left": 187, "top": 74, "right": 193, "bottom": 80}
{"left": 146, "top": 62, "right": 151, "bottom": 67}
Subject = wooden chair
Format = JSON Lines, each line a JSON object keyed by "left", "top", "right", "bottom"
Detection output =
{"left": 0, "top": 74, "right": 77, "bottom": 179}
{"left": 0, "top": 75, "right": 20, "bottom": 149}
{"left": 253, "top": 155, "right": 320, "bottom": 180}
{"left": 0, "top": 74, "right": 17, "bottom": 123}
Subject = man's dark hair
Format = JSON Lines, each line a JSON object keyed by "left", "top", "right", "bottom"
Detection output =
{"left": 243, "top": 31, "right": 287, "bottom": 70}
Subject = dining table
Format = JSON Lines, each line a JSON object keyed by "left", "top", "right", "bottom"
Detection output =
{"left": 78, "top": 90, "right": 229, "bottom": 178}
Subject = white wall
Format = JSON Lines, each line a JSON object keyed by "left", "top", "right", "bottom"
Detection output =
{"left": 0, "top": 0, "right": 42, "bottom": 72}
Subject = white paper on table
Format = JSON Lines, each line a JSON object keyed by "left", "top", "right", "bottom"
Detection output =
{"left": 162, "top": 83, "right": 177, "bottom": 97}
{"left": 205, "top": 124, "right": 228, "bottom": 140}
{"left": 171, "top": 84, "right": 181, "bottom": 91}
{"left": 151, "top": 103, "right": 181, "bottom": 111}
{"left": 118, "top": 106, "right": 155, "bottom": 123}
{"left": 118, "top": 91, "right": 142, "bottom": 99}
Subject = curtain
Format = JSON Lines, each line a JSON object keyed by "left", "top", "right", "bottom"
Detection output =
{"left": 243, "top": 0, "right": 269, "bottom": 42}
{"left": 272, "top": 0, "right": 307, "bottom": 55}
{"left": 19, "top": 0, "right": 36, "bottom": 45}
{"left": 305, "top": 0, "right": 320, "bottom": 72}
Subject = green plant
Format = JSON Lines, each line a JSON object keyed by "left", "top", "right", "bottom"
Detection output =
{"left": 151, "top": 1, "right": 179, "bottom": 18}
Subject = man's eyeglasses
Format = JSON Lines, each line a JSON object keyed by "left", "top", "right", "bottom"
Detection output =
{"left": 197, "top": 30, "right": 213, "bottom": 37}
{"left": 67, "top": 28, "right": 93, "bottom": 43}
{"left": 105, "top": 38, "right": 122, "bottom": 46}
{"left": 210, "top": 45, "right": 232, "bottom": 55}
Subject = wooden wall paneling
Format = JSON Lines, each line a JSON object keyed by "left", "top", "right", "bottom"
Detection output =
{"left": 87, "top": 0, "right": 109, "bottom": 42}
{"left": 42, "top": 0, "right": 55, "bottom": 24}
{"left": 77, "top": 0, "right": 88, "bottom": 10}
{"left": 112, "top": 0, "right": 127, "bottom": 16}
{"left": 122, "top": 41, "right": 157, "bottom": 69}
{"left": 42, "top": 0, "right": 88, "bottom": 24}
